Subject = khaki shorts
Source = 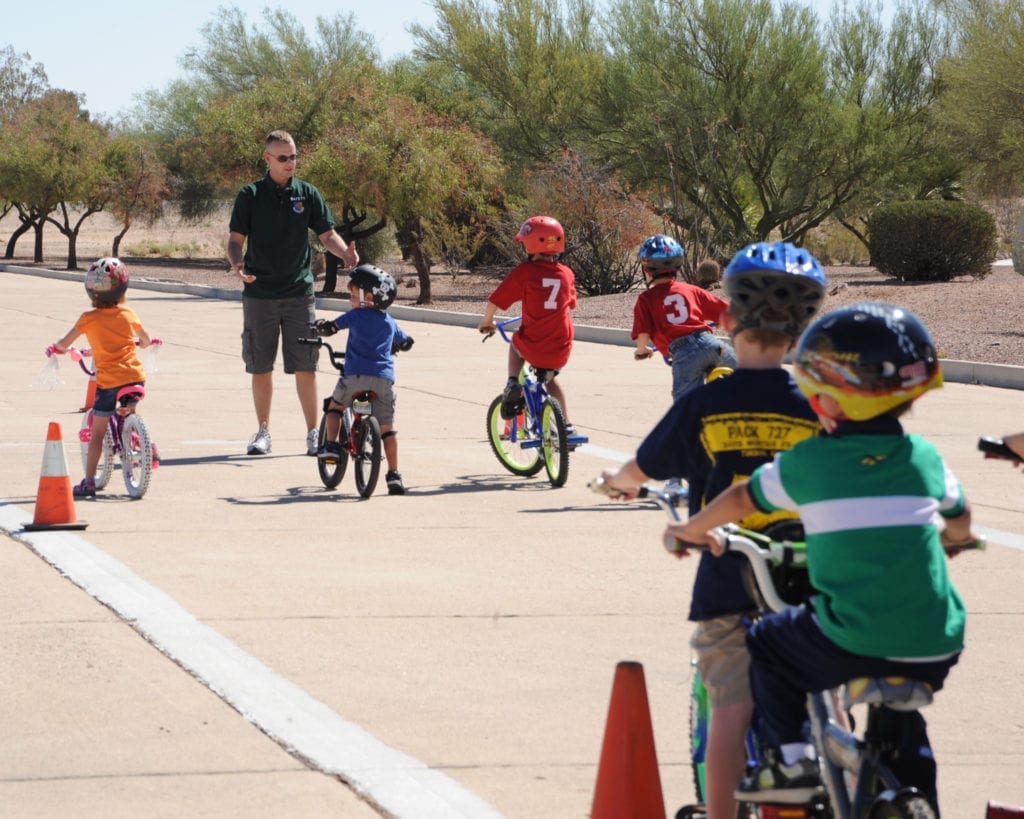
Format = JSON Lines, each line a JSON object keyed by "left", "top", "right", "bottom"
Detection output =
{"left": 331, "top": 374, "right": 397, "bottom": 426}
{"left": 690, "top": 613, "right": 752, "bottom": 708}
{"left": 241, "top": 294, "right": 318, "bottom": 374}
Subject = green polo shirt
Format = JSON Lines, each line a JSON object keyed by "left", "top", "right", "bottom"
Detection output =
{"left": 229, "top": 173, "right": 335, "bottom": 299}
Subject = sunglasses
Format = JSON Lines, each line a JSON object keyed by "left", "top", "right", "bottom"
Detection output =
{"left": 267, "top": 153, "right": 298, "bottom": 163}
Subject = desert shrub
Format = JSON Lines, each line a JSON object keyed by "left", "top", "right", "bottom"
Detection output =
{"left": 868, "top": 201, "right": 996, "bottom": 281}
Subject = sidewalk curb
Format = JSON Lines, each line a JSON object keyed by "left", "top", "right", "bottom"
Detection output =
{"left": 7, "top": 263, "right": 1024, "bottom": 391}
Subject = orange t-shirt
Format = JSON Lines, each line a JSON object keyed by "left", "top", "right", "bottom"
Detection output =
{"left": 72, "top": 305, "right": 146, "bottom": 388}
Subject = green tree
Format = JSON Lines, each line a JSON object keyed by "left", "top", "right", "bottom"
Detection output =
{"left": 0, "top": 90, "right": 111, "bottom": 267}
{"left": 105, "top": 135, "right": 171, "bottom": 256}
{"left": 937, "top": 0, "right": 1024, "bottom": 188}
{"left": 410, "top": 0, "right": 607, "bottom": 178}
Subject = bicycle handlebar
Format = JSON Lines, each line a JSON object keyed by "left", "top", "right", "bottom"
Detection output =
{"left": 298, "top": 336, "right": 346, "bottom": 372}
{"left": 481, "top": 316, "right": 521, "bottom": 344}
{"left": 978, "top": 436, "right": 1021, "bottom": 463}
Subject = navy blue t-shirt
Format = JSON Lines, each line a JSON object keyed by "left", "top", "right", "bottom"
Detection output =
{"left": 636, "top": 368, "right": 819, "bottom": 620}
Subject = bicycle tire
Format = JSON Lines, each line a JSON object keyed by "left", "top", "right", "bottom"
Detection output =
{"left": 485, "top": 395, "right": 543, "bottom": 476}
{"left": 868, "top": 793, "right": 936, "bottom": 819}
{"left": 316, "top": 412, "right": 348, "bottom": 489}
{"left": 80, "top": 411, "right": 115, "bottom": 490}
{"left": 353, "top": 415, "right": 382, "bottom": 498}
{"left": 120, "top": 413, "right": 152, "bottom": 499}
{"left": 540, "top": 396, "right": 569, "bottom": 487}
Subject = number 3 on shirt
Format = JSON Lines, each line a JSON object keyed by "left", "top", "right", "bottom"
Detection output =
{"left": 542, "top": 277, "right": 562, "bottom": 310}
{"left": 663, "top": 293, "right": 691, "bottom": 325}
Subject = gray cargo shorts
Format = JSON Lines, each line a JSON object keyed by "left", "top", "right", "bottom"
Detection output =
{"left": 241, "top": 294, "right": 318, "bottom": 374}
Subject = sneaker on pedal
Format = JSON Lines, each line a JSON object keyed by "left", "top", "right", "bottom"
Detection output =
{"left": 73, "top": 478, "right": 96, "bottom": 498}
{"left": 735, "top": 751, "right": 824, "bottom": 804}
{"left": 318, "top": 441, "right": 342, "bottom": 463}
{"left": 306, "top": 428, "right": 320, "bottom": 456}
{"left": 386, "top": 469, "right": 406, "bottom": 495}
{"left": 247, "top": 427, "right": 272, "bottom": 455}
{"left": 500, "top": 380, "right": 524, "bottom": 420}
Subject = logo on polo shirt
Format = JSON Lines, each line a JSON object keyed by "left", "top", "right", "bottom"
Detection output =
{"left": 290, "top": 196, "right": 305, "bottom": 214}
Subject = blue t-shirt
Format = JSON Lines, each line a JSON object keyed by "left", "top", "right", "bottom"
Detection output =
{"left": 331, "top": 308, "right": 409, "bottom": 382}
{"left": 636, "top": 368, "right": 819, "bottom": 620}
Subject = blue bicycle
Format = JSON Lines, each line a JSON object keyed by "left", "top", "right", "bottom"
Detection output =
{"left": 483, "top": 317, "right": 588, "bottom": 488}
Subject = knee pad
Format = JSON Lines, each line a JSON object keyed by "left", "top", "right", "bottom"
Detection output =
{"left": 381, "top": 430, "right": 397, "bottom": 440}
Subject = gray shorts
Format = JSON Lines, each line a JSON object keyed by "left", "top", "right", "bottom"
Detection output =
{"left": 690, "top": 613, "right": 752, "bottom": 708}
{"left": 331, "top": 374, "right": 397, "bottom": 426}
{"left": 242, "top": 294, "right": 318, "bottom": 374}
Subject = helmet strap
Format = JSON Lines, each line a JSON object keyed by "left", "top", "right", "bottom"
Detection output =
{"left": 809, "top": 393, "right": 843, "bottom": 433}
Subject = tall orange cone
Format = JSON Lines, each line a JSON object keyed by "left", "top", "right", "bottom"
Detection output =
{"left": 24, "top": 422, "right": 88, "bottom": 531}
{"left": 591, "top": 661, "right": 666, "bottom": 819}
{"left": 79, "top": 371, "right": 97, "bottom": 412}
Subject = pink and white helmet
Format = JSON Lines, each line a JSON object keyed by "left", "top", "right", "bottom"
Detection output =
{"left": 84, "top": 257, "right": 130, "bottom": 303}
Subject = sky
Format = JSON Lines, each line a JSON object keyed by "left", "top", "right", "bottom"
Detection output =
{"left": 8, "top": 0, "right": 854, "bottom": 122}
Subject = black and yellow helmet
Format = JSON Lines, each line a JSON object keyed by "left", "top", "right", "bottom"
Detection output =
{"left": 794, "top": 302, "right": 943, "bottom": 420}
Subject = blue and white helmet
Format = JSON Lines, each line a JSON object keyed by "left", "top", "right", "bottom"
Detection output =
{"left": 638, "top": 234, "right": 685, "bottom": 275}
{"left": 723, "top": 242, "right": 827, "bottom": 338}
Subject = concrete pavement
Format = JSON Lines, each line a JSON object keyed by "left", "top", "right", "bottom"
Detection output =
{"left": 1, "top": 271, "right": 1022, "bottom": 818}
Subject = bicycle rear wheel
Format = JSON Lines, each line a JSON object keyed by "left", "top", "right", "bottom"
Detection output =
{"left": 316, "top": 412, "right": 348, "bottom": 488}
{"left": 486, "top": 395, "right": 543, "bottom": 476}
{"left": 120, "top": 413, "right": 152, "bottom": 499}
{"left": 353, "top": 416, "right": 382, "bottom": 498}
{"left": 540, "top": 397, "right": 569, "bottom": 487}
{"left": 80, "top": 411, "right": 115, "bottom": 489}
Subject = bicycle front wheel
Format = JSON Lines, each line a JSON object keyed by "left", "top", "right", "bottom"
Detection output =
{"left": 317, "top": 412, "right": 348, "bottom": 489}
{"left": 353, "top": 416, "right": 382, "bottom": 499}
{"left": 485, "top": 396, "right": 543, "bottom": 476}
{"left": 540, "top": 396, "right": 569, "bottom": 487}
{"left": 120, "top": 414, "right": 152, "bottom": 499}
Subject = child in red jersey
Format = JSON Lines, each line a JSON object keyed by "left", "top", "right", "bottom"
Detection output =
{"left": 632, "top": 234, "right": 736, "bottom": 402}
{"left": 477, "top": 215, "right": 579, "bottom": 431}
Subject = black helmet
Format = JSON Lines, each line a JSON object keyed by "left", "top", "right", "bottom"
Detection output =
{"left": 794, "top": 302, "right": 943, "bottom": 420}
{"left": 723, "top": 242, "right": 826, "bottom": 337}
{"left": 349, "top": 264, "right": 397, "bottom": 310}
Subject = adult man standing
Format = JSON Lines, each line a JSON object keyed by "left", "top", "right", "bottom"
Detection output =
{"left": 228, "top": 130, "right": 358, "bottom": 456}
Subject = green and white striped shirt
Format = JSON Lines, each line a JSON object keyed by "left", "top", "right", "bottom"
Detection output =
{"left": 749, "top": 423, "right": 966, "bottom": 659}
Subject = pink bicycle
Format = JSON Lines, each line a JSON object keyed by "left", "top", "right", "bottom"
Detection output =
{"left": 51, "top": 343, "right": 161, "bottom": 499}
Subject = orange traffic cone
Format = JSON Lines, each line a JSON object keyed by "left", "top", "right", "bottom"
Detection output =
{"left": 591, "top": 661, "right": 666, "bottom": 819}
{"left": 79, "top": 372, "right": 97, "bottom": 412}
{"left": 988, "top": 802, "right": 1024, "bottom": 819}
{"left": 24, "top": 422, "right": 88, "bottom": 531}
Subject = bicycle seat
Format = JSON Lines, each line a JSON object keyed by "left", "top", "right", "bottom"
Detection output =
{"left": 842, "top": 676, "right": 934, "bottom": 712}
{"left": 115, "top": 384, "right": 146, "bottom": 405}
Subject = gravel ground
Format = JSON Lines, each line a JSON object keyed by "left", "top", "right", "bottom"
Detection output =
{"left": 7, "top": 255, "right": 1023, "bottom": 366}
{"left": 121, "top": 258, "right": 1024, "bottom": 367}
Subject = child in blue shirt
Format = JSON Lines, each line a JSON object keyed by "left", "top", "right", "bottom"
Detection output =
{"left": 315, "top": 265, "right": 413, "bottom": 495}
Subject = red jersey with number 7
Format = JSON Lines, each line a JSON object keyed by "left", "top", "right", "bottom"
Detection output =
{"left": 631, "top": 280, "right": 730, "bottom": 358}
{"left": 488, "top": 259, "right": 577, "bottom": 370}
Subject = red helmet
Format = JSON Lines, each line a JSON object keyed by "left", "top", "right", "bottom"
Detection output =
{"left": 515, "top": 215, "right": 565, "bottom": 255}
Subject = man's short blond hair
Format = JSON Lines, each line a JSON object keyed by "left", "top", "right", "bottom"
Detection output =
{"left": 265, "top": 130, "right": 294, "bottom": 147}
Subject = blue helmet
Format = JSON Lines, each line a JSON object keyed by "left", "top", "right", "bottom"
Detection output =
{"left": 723, "top": 242, "right": 827, "bottom": 337}
{"left": 638, "top": 234, "right": 685, "bottom": 275}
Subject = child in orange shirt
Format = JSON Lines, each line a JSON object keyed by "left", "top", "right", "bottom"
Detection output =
{"left": 48, "top": 258, "right": 154, "bottom": 497}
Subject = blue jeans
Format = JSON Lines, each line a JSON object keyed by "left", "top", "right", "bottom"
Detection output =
{"left": 668, "top": 331, "right": 736, "bottom": 402}
{"left": 746, "top": 604, "right": 958, "bottom": 812}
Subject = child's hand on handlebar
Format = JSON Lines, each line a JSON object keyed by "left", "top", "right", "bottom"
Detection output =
{"left": 634, "top": 349, "right": 653, "bottom": 360}
{"left": 315, "top": 319, "right": 339, "bottom": 337}
{"left": 477, "top": 321, "right": 496, "bottom": 338}
{"left": 593, "top": 471, "right": 641, "bottom": 500}
{"left": 665, "top": 521, "right": 722, "bottom": 558}
{"left": 46, "top": 344, "right": 64, "bottom": 357}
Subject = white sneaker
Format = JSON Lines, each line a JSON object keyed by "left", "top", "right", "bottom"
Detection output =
{"left": 306, "top": 428, "right": 319, "bottom": 456}
{"left": 247, "top": 427, "right": 272, "bottom": 455}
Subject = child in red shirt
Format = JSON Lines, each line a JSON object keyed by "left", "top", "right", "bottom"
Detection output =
{"left": 478, "top": 215, "right": 578, "bottom": 431}
{"left": 632, "top": 234, "right": 736, "bottom": 402}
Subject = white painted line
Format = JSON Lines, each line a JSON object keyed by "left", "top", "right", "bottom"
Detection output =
{"left": 977, "top": 525, "right": 1024, "bottom": 552}
{"left": 0, "top": 503, "right": 503, "bottom": 819}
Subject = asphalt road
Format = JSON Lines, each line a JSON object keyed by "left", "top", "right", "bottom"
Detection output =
{"left": 2, "top": 272, "right": 1022, "bottom": 818}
